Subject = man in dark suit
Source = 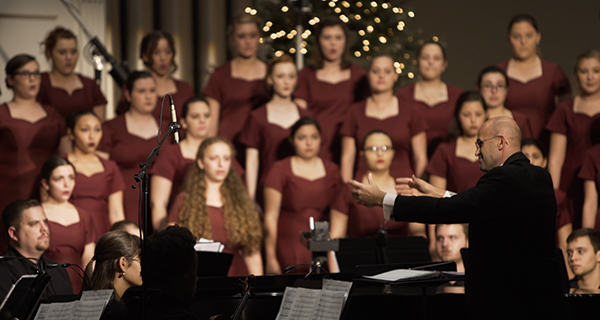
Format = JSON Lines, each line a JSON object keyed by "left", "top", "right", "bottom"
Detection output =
{"left": 350, "top": 117, "right": 565, "bottom": 319}
{"left": 0, "top": 199, "right": 72, "bottom": 301}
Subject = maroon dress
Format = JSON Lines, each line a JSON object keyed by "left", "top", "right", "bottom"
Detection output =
{"left": 203, "top": 62, "right": 270, "bottom": 160}
{"left": 98, "top": 115, "right": 158, "bottom": 223}
{"left": 332, "top": 183, "right": 410, "bottom": 238}
{"left": 116, "top": 79, "right": 194, "bottom": 123}
{"left": 554, "top": 189, "right": 573, "bottom": 244}
{"left": 0, "top": 103, "right": 65, "bottom": 253}
{"left": 498, "top": 59, "right": 571, "bottom": 139}
{"left": 264, "top": 157, "right": 342, "bottom": 271}
{"left": 294, "top": 64, "right": 368, "bottom": 162}
{"left": 546, "top": 99, "right": 600, "bottom": 225}
{"left": 395, "top": 83, "right": 463, "bottom": 155}
{"left": 579, "top": 145, "right": 600, "bottom": 229}
{"left": 69, "top": 156, "right": 126, "bottom": 240}
{"left": 238, "top": 104, "right": 313, "bottom": 200}
{"left": 148, "top": 143, "right": 194, "bottom": 209}
{"left": 45, "top": 206, "right": 96, "bottom": 293}
{"left": 37, "top": 73, "right": 107, "bottom": 119}
{"left": 426, "top": 141, "right": 485, "bottom": 193}
{"left": 511, "top": 110, "right": 534, "bottom": 139}
{"left": 167, "top": 193, "right": 251, "bottom": 277}
{"left": 340, "top": 99, "right": 428, "bottom": 179}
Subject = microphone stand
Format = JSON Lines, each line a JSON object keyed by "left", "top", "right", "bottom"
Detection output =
{"left": 132, "top": 119, "right": 181, "bottom": 320}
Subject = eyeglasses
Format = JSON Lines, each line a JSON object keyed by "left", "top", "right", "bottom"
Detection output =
{"left": 475, "top": 136, "right": 500, "bottom": 149}
{"left": 14, "top": 71, "right": 41, "bottom": 78}
{"left": 481, "top": 84, "right": 507, "bottom": 91}
{"left": 365, "top": 145, "right": 393, "bottom": 153}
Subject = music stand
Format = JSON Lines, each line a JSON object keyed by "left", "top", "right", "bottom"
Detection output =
{"left": 0, "top": 273, "right": 50, "bottom": 320}
{"left": 196, "top": 252, "right": 233, "bottom": 278}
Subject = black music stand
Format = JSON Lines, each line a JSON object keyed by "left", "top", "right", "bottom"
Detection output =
{"left": 196, "top": 252, "right": 233, "bottom": 278}
{"left": 0, "top": 273, "right": 50, "bottom": 320}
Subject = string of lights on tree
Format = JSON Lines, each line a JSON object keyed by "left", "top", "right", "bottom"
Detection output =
{"left": 246, "top": 0, "right": 442, "bottom": 85}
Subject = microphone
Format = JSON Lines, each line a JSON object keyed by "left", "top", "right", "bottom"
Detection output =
{"left": 169, "top": 94, "right": 180, "bottom": 144}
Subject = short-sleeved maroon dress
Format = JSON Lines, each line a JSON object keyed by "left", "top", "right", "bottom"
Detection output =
{"left": 98, "top": 115, "right": 159, "bottom": 223}
{"left": 499, "top": 59, "right": 571, "bottom": 139}
{"left": 579, "top": 145, "right": 600, "bottom": 229}
{"left": 395, "top": 83, "right": 463, "bottom": 156}
{"left": 148, "top": 143, "right": 194, "bottom": 209}
{"left": 294, "top": 64, "right": 368, "bottom": 162}
{"left": 203, "top": 62, "right": 270, "bottom": 160}
{"left": 331, "top": 183, "right": 410, "bottom": 238}
{"left": 0, "top": 103, "right": 65, "bottom": 253}
{"left": 426, "top": 141, "right": 485, "bottom": 194}
{"left": 167, "top": 193, "right": 253, "bottom": 277}
{"left": 340, "top": 99, "right": 428, "bottom": 179}
{"left": 546, "top": 99, "right": 600, "bottom": 224}
{"left": 45, "top": 206, "right": 96, "bottom": 293}
{"left": 510, "top": 110, "right": 534, "bottom": 139}
{"left": 263, "top": 157, "right": 342, "bottom": 271}
{"left": 69, "top": 156, "right": 126, "bottom": 239}
{"left": 37, "top": 73, "right": 107, "bottom": 119}
{"left": 238, "top": 104, "right": 313, "bottom": 200}
{"left": 116, "top": 79, "right": 195, "bottom": 123}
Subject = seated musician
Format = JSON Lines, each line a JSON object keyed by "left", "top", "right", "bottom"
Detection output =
{"left": 0, "top": 199, "right": 72, "bottom": 300}
{"left": 567, "top": 228, "right": 600, "bottom": 291}
{"left": 144, "top": 225, "right": 198, "bottom": 320}
{"left": 436, "top": 223, "right": 469, "bottom": 274}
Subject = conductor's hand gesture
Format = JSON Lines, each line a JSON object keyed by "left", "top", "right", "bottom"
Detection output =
{"left": 349, "top": 173, "right": 386, "bottom": 207}
{"left": 396, "top": 175, "right": 446, "bottom": 198}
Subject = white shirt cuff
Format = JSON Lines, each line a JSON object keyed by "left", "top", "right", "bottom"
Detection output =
{"left": 444, "top": 190, "right": 457, "bottom": 198}
{"left": 382, "top": 193, "right": 397, "bottom": 221}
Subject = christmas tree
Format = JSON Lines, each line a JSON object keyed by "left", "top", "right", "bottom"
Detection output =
{"left": 248, "top": 0, "right": 438, "bottom": 86}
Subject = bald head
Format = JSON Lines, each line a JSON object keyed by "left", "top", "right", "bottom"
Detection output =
{"left": 480, "top": 117, "right": 522, "bottom": 150}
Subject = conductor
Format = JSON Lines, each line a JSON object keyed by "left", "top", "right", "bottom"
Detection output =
{"left": 350, "top": 117, "right": 565, "bottom": 319}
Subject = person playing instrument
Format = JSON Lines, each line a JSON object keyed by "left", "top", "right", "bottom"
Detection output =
{"left": 566, "top": 228, "right": 600, "bottom": 291}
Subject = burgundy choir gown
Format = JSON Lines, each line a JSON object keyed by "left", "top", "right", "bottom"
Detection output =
{"left": 0, "top": 103, "right": 65, "bottom": 253}
{"left": 98, "top": 115, "right": 159, "bottom": 224}
{"left": 264, "top": 157, "right": 342, "bottom": 272}
{"left": 332, "top": 183, "right": 411, "bottom": 238}
{"left": 167, "top": 193, "right": 251, "bottom": 277}
{"left": 395, "top": 83, "right": 463, "bottom": 156}
{"left": 546, "top": 99, "right": 600, "bottom": 225}
{"left": 426, "top": 141, "right": 485, "bottom": 193}
{"left": 510, "top": 110, "right": 534, "bottom": 139}
{"left": 69, "top": 156, "right": 126, "bottom": 240}
{"left": 579, "top": 145, "right": 600, "bottom": 229}
{"left": 498, "top": 59, "right": 571, "bottom": 139}
{"left": 340, "top": 99, "right": 428, "bottom": 179}
{"left": 116, "top": 79, "right": 194, "bottom": 123}
{"left": 238, "top": 104, "right": 313, "bottom": 201}
{"left": 294, "top": 63, "right": 368, "bottom": 162}
{"left": 45, "top": 206, "right": 96, "bottom": 293}
{"left": 203, "top": 62, "right": 270, "bottom": 161}
{"left": 37, "top": 73, "right": 107, "bottom": 119}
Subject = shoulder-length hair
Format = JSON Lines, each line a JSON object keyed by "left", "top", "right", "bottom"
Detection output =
{"left": 307, "top": 16, "right": 352, "bottom": 70}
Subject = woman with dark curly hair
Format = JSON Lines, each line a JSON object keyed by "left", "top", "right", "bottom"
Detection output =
{"left": 168, "top": 137, "right": 263, "bottom": 276}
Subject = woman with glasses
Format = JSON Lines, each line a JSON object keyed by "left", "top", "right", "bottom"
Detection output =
{"left": 547, "top": 49, "right": 600, "bottom": 227}
{"left": 395, "top": 41, "right": 463, "bottom": 157}
{"left": 0, "top": 54, "right": 68, "bottom": 251}
{"left": 329, "top": 130, "right": 425, "bottom": 271}
{"left": 86, "top": 230, "right": 141, "bottom": 320}
{"left": 426, "top": 91, "right": 488, "bottom": 260}
{"left": 477, "top": 66, "right": 534, "bottom": 138}
{"left": 498, "top": 14, "right": 570, "bottom": 140}
{"left": 38, "top": 26, "right": 107, "bottom": 121}
{"left": 340, "top": 54, "right": 428, "bottom": 183}
{"left": 39, "top": 156, "right": 95, "bottom": 293}
{"left": 263, "top": 117, "right": 343, "bottom": 275}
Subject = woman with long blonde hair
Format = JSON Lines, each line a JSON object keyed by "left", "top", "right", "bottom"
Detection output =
{"left": 168, "top": 137, "right": 263, "bottom": 276}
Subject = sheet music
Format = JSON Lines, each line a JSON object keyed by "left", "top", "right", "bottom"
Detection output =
{"left": 33, "top": 289, "right": 113, "bottom": 320}
{"left": 314, "top": 290, "right": 346, "bottom": 320}
{"left": 276, "top": 282, "right": 351, "bottom": 320}
{"left": 194, "top": 238, "right": 224, "bottom": 252}
{"left": 34, "top": 301, "right": 78, "bottom": 320}
{"left": 363, "top": 269, "right": 439, "bottom": 282}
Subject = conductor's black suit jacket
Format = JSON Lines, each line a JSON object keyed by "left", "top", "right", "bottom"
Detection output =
{"left": 393, "top": 152, "right": 565, "bottom": 319}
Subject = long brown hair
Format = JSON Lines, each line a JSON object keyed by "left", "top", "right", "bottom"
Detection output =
{"left": 179, "top": 137, "right": 262, "bottom": 250}
{"left": 308, "top": 16, "right": 352, "bottom": 70}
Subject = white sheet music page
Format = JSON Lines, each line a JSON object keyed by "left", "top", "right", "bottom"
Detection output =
{"left": 72, "top": 289, "right": 113, "bottom": 320}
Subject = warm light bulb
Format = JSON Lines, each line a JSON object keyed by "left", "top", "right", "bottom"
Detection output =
{"left": 281, "top": 6, "right": 289, "bottom": 12}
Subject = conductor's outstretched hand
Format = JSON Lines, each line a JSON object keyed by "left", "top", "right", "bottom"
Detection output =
{"left": 396, "top": 175, "right": 446, "bottom": 198}
{"left": 349, "top": 173, "right": 386, "bottom": 207}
